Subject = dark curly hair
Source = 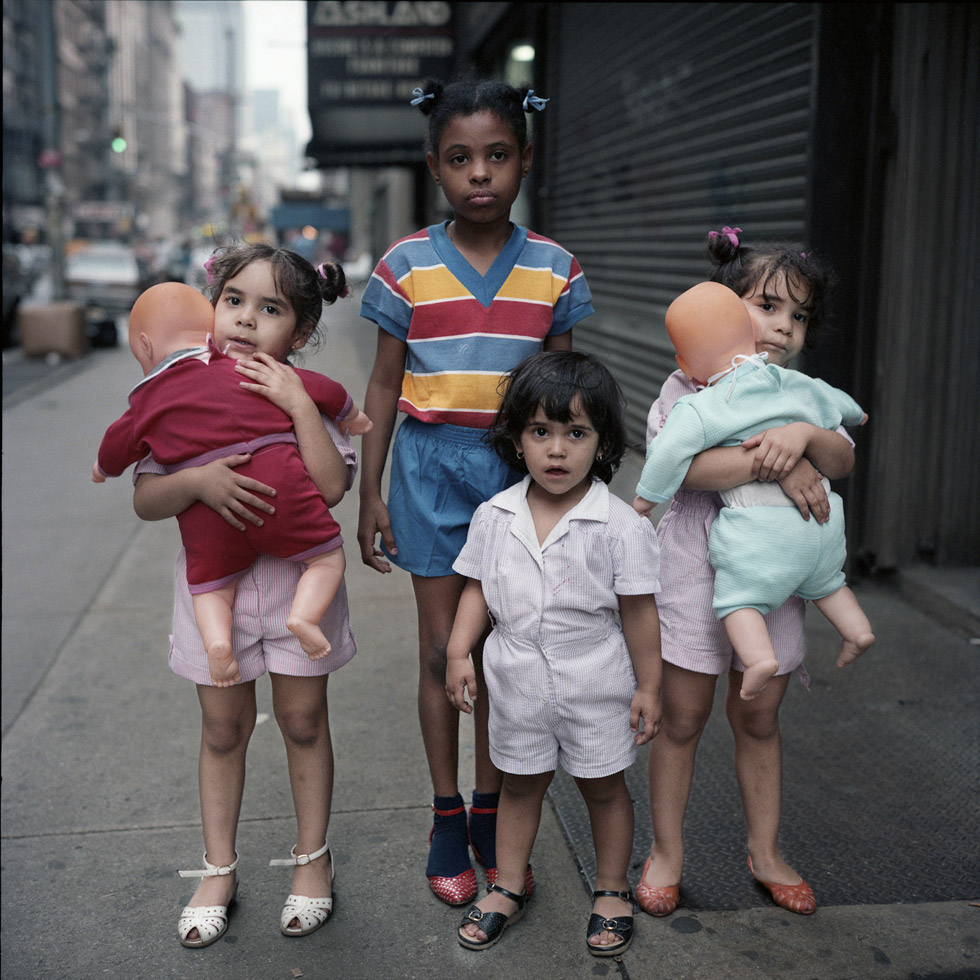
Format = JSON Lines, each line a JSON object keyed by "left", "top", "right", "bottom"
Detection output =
{"left": 707, "top": 229, "right": 835, "bottom": 349}
{"left": 414, "top": 76, "right": 537, "bottom": 154}
{"left": 204, "top": 243, "right": 347, "bottom": 355}
{"left": 489, "top": 351, "right": 627, "bottom": 485}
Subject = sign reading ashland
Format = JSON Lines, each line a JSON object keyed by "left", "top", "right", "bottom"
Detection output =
{"left": 306, "top": 1, "right": 455, "bottom": 166}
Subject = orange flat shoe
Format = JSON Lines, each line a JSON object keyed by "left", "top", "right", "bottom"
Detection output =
{"left": 635, "top": 856, "right": 679, "bottom": 917}
{"left": 747, "top": 856, "right": 817, "bottom": 914}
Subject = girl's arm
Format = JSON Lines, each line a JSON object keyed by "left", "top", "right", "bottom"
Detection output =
{"left": 133, "top": 456, "right": 277, "bottom": 529}
{"left": 682, "top": 425, "right": 854, "bottom": 523}
{"left": 357, "top": 329, "right": 407, "bottom": 573}
{"left": 234, "top": 352, "right": 350, "bottom": 505}
{"left": 445, "top": 578, "right": 490, "bottom": 715}
{"left": 618, "top": 593, "right": 663, "bottom": 746}
{"left": 543, "top": 328, "right": 572, "bottom": 352}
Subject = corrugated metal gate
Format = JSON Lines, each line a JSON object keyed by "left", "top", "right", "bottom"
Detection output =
{"left": 542, "top": 2, "right": 816, "bottom": 442}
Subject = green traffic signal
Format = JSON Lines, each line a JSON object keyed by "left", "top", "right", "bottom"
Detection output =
{"left": 111, "top": 135, "right": 127, "bottom": 153}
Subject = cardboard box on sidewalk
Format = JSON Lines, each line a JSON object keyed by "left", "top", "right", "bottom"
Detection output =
{"left": 17, "top": 302, "right": 89, "bottom": 358}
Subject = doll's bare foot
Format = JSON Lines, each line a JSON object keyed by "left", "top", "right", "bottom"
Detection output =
{"left": 837, "top": 631, "right": 875, "bottom": 667}
{"left": 207, "top": 641, "right": 242, "bottom": 687}
{"left": 740, "top": 659, "right": 779, "bottom": 701}
{"left": 287, "top": 617, "right": 332, "bottom": 660}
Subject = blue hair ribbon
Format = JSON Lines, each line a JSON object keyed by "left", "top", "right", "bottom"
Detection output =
{"left": 522, "top": 90, "right": 549, "bottom": 112}
{"left": 410, "top": 87, "right": 434, "bottom": 106}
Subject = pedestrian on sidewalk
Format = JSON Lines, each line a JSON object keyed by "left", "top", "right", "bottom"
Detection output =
{"left": 446, "top": 351, "right": 663, "bottom": 956}
{"left": 636, "top": 229, "right": 858, "bottom": 918}
{"left": 357, "top": 78, "right": 594, "bottom": 906}
{"left": 132, "top": 244, "right": 357, "bottom": 947}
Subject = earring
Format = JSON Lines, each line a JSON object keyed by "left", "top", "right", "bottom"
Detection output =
{"left": 597, "top": 452, "right": 604, "bottom": 461}
{"left": 516, "top": 450, "right": 524, "bottom": 459}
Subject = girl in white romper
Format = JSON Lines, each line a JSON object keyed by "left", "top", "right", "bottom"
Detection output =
{"left": 446, "top": 351, "right": 663, "bottom": 957}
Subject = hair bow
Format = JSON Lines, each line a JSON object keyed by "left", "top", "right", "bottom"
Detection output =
{"left": 708, "top": 226, "right": 742, "bottom": 248}
{"left": 410, "top": 87, "right": 434, "bottom": 106}
{"left": 522, "top": 90, "right": 549, "bottom": 112}
{"left": 203, "top": 255, "right": 217, "bottom": 284}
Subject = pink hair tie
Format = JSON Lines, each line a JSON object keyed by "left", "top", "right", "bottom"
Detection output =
{"left": 709, "top": 226, "right": 742, "bottom": 248}
{"left": 317, "top": 262, "right": 352, "bottom": 299}
{"left": 203, "top": 255, "right": 217, "bottom": 284}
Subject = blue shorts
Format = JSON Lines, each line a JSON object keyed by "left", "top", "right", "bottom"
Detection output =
{"left": 385, "top": 417, "right": 521, "bottom": 577}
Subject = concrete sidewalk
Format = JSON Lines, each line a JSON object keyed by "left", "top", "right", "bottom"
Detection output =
{"left": 2, "top": 292, "right": 977, "bottom": 979}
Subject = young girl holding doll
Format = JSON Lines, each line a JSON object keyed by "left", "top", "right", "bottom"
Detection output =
{"left": 636, "top": 228, "right": 857, "bottom": 918}
{"left": 357, "top": 78, "right": 594, "bottom": 905}
{"left": 133, "top": 244, "right": 353, "bottom": 946}
{"left": 447, "top": 351, "right": 662, "bottom": 955}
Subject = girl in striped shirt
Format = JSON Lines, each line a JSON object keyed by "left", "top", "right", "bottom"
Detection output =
{"left": 358, "top": 78, "right": 594, "bottom": 906}
{"left": 447, "top": 351, "right": 663, "bottom": 956}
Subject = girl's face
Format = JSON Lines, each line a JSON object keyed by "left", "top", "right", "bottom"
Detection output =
{"left": 742, "top": 272, "right": 810, "bottom": 367}
{"left": 426, "top": 110, "right": 532, "bottom": 227}
{"left": 213, "top": 260, "right": 308, "bottom": 361}
{"left": 517, "top": 398, "right": 600, "bottom": 502}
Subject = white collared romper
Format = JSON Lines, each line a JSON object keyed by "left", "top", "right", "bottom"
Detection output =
{"left": 453, "top": 478, "right": 661, "bottom": 779}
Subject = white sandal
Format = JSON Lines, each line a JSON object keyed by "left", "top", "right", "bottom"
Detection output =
{"left": 177, "top": 852, "right": 239, "bottom": 948}
{"left": 270, "top": 840, "right": 334, "bottom": 937}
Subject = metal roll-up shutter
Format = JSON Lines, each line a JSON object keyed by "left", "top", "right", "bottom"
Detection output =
{"left": 542, "top": 2, "right": 816, "bottom": 442}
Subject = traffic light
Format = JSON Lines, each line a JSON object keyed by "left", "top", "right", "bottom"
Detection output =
{"left": 111, "top": 127, "right": 127, "bottom": 153}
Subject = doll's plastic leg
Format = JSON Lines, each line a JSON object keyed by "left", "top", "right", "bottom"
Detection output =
{"left": 286, "top": 549, "right": 346, "bottom": 660}
{"left": 194, "top": 586, "right": 240, "bottom": 686}
{"left": 813, "top": 587, "right": 876, "bottom": 666}
{"left": 723, "top": 609, "right": 779, "bottom": 701}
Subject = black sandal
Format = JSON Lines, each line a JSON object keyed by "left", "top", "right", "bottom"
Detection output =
{"left": 587, "top": 888, "right": 634, "bottom": 957}
{"left": 457, "top": 882, "right": 527, "bottom": 951}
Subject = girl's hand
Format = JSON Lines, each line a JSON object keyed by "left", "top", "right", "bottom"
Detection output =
{"left": 777, "top": 457, "right": 831, "bottom": 523}
{"left": 446, "top": 657, "right": 477, "bottom": 714}
{"left": 630, "top": 689, "right": 663, "bottom": 746}
{"left": 193, "top": 455, "right": 276, "bottom": 530}
{"left": 741, "top": 422, "right": 810, "bottom": 482}
{"left": 357, "top": 493, "right": 396, "bottom": 573}
{"left": 235, "top": 352, "right": 312, "bottom": 418}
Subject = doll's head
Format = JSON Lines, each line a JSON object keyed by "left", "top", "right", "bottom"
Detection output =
{"left": 666, "top": 281, "right": 759, "bottom": 386}
{"left": 128, "top": 282, "right": 214, "bottom": 375}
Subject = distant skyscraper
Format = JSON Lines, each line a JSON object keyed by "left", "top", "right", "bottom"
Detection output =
{"left": 176, "top": 0, "right": 245, "bottom": 93}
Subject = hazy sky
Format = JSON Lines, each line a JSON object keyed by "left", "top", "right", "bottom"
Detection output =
{"left": 244, "top": 0, "right": 311, "bottom": 141}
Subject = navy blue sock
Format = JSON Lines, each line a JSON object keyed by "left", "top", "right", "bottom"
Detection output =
{"left": 468, "top": 790, "right": 500, "bottom": 868}
{"left": 426, "top": 793, "right": 470, "bottom": 877}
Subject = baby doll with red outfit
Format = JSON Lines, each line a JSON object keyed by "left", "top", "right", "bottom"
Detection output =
{"left": 93, "top": 282, "right": 370, "bottom": 686}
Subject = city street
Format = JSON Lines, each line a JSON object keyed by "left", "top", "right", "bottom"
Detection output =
{"left": 2, "top": 290, "right": 978, "bottom": 980}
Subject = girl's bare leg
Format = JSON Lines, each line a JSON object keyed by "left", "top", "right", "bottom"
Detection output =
{"left": 411, "top": 573, "right": 501, "bottom": 796}
{"left": 643, "top": 663, "right": 717, "bottom": 890}
{"left": 812, "top": 586, "right": 875, "bottom": 666}
{"left": 287, "top": 550, "right": 346, "bottom": 660}
{"left": 725, "top": 670, "right": 803, "bottom": 884}
{"left": 576, "top": 772, "right": 634, "bottom": 949}
{"left": 723, "top": 608, "right": 780, "bottom": 700}
{"left": 193, "top": 586, "right": 240, "bottom": 687}
{"left": 271, "top": 673, "right": 334, "bottom": 922}
{"left": 184, "top": 682, "right": 256, "bottom": 941}
{"left": 459, "top": 771, "right": 551, "bottom": 943}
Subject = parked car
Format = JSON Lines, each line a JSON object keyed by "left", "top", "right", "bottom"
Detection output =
{"left": 64, "top": 241, "right": 148, "bottom": 346}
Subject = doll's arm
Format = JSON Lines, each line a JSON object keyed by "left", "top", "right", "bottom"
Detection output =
{"left": 357, "top": 329, "right": 407, "bottom": 573}
{"left": 445, "top": 578, "right": 490, "bottom": 715}
{"left": 338, "top": 405, "right": 373, "bottom": 438}
{"left": 619, "top": 593, "right": 663, "bottom": 745}
{"left": 93, "top": 412, "right": 143, "bottom": 483}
